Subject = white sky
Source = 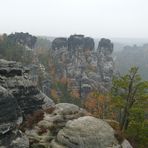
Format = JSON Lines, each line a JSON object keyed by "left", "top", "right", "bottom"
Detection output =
{"left": 0, "top": 0, "right": 148, "bottom": 38}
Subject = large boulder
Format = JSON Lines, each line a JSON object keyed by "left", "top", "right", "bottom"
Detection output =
{"left": 25, "top": 103, "right": 88, "bottom": 147}
{"left": 51, "top": 116, "right": 119, "bottom": 148}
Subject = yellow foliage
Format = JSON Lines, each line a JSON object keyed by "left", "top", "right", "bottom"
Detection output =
{"left": 51, "top": 89, "right": 59, "bottom": 99}
{"left": 84, "top": 92, "right": 109, "bottom": 118}
{"left": 70, "top": 90, "right": 80, "bottom": 98}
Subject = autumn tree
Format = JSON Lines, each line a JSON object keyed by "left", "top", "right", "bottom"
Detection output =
{"left": 84, "top": 92, "right": 109, "bottom": 118}
{"left": 111, "top": 67, "right": 148, "bottom": 131}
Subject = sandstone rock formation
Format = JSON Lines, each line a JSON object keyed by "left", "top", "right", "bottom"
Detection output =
{"left": 51, "top": 116, "right": 133, "bottom": 148}
{"left": 52, "top": 37, "right": 68, "bottom": 50}
{"left": 25, "top": 103, "right": 87, "bottom": 147}
{"left": 7, "top": 32, "right": 37, "bottom": 49}
{"left": 0, "top": 59, "right": 54, "bottom": 148}
{"left": 0, "top": 52, "right": 132, "bottom": 148}
{"left": 51, "top": 116, "right": 119, "bottom": 148}
{"left": 51, "top": 35, "right": 114, "bottom": 98}
{"left": 42, "top": 103, "right": 87, "bottom": 131}
{"left": 0, "top": 130, "right": 29, "bottom": 148}
{"left": 0, "top": 59, "right": 54, "bottom": 115}
{"left": 97, "top": 38, "right": 114, "bottom": 92}
{"left": 25, "top": 103, "right": 132, "bottom": 148}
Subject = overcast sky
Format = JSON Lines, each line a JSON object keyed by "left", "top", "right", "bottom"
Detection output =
{"left": 0, "top": 0, "right": 148, "bottom": 38}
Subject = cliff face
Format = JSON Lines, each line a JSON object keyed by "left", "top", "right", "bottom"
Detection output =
{"left": 51, "top": 35, "right": 114, "bottom": 97}
{"left": 0, "top": 59, "right": 54, "bottom": 148}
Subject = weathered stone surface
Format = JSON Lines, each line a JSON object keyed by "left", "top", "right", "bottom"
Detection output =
{"left": 52, "top": 38, "right": 68, "bottom": 50}
{"left": 51, "top": 35, "right": 114, "bottom": 97}
{"left": 97, "top": 38, "right": 114, "bottom": 92}
{"left": 47, "top": 103, "right": 86, "bottom": 122}
{"left": 98, "top": 38, "right": 113, "bottom": 55}
{"left": 68, "top": 35, "right": 85, "bottom": 50}
{"left": 0, "top": 130, "right": 29, "bottom": 148}
{"left": 51, "top": 116, "right": 119, "bottom": 148}
{"left": 68, "top": 35, "right": 94, "bottom": 51}
{"left": 121, "top": 140, "right": 133, "bottom": 148}
{"left": 0, "top": 86, "right": 21, "bottom": 136}
{"left": 83, "top": 37, "right": 95, "bottom": 51}
{"left": 8, "top": 32, "right": 37, "bottom": 49}
{"left": 0, "top": 59, "right": 54, "bottom": 148}
{"left": 0, "top": 59, "right": 54, "bottom": 116}
{"left": 26, "top": 103, "right": 87, "bottom": 147}
{"left": 25, "top": 103, "right": 132, "bottom": 148}
{"left": 38, "top": 103, "right": 87, "bottom": 134}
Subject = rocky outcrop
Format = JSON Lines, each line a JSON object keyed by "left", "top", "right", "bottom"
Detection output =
{"left": 25, "top": 103, "right": 88, "bottom": 147}
{"left": 51, "top": 35, "right": 113, "bottom": 97}
{"left": 7, "top": 32, "right": 37, "bottom": 49}
{"left": 0, "top": 59, "right": 54, "bottom": 115}
{"left": 52, "top": 38, "right": 68, "bottom": 50}
{"left": 68, "top": 35, "right": 94, "bottom": 51}
{"left": 97, "top": 38, "right": 114, "bottom": 92}
{"left": 51, "top": 116, "right": 119, "bottom": 148}
{"left": 51, "top": 116, "right": 132, "bottom": 148}
{"left": 28, "top": 63, "right": 51, "bottom": 97}
{"left": 38, "top": 103, "right": 87, "bottom": 133}
{"left": 0, "top": 130, "right": 29, "bottom": 148}
{"left": 0, "top": 59, "right": 54, "bottom": 148}
{"left": 25, "top": 103, "right": 132, "bottom": 148}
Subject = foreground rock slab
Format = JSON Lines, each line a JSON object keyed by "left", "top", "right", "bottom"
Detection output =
{"left": 51, "top": 116, "right": 119, "bottom": 148}
{"left": 26, "top": 103, "right": 88, "bottom": 147}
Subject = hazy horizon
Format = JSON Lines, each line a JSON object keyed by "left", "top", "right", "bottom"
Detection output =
{"left": 0, "top": 0, "right": 148, "bottom": 38}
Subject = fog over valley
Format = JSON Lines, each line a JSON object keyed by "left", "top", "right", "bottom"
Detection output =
{"left": 0, "top": 0, "right": 148, "bottom": 38}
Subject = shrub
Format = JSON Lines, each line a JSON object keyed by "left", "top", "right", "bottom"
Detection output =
{"left": 24, "top": 110, "right": 44, "bottom": 129}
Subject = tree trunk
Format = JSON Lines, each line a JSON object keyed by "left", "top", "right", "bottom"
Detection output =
{"left": 120, "top": 107, "right": 129, "bottom": 131}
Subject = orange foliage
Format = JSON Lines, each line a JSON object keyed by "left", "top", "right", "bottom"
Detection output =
{"left": 50, "top": 65, "right": 56, "bottom": 78}
{"left": 58, "top": 77, "right": 72, "bottom": 86}
{"left": 59, "top": 77, "right": 67, "bottom": 84}
{"left": 84, "top": 92, "right": 107, "bottom": 118}
{"left": 51, "top": 89, "right": 59, "bottom": 99}
{"left": 70, "top": 90, "right": 80, "bottom": 98}
{"left": 85, "top": 97, "right": 97, "bottom": 110}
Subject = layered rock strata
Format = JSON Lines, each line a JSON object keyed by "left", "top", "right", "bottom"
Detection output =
{"left": 25, "top": 103, "right": 132, "bottom": 148}
{"left": 0, "top": 59, "right": 54, "bottom": 148}
{"left": 51, "top": 35, "right": 114, "bottom": 97}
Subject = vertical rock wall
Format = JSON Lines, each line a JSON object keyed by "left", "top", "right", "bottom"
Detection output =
{"left": 51, "top": 35, "right": 114, "bottom": 97}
